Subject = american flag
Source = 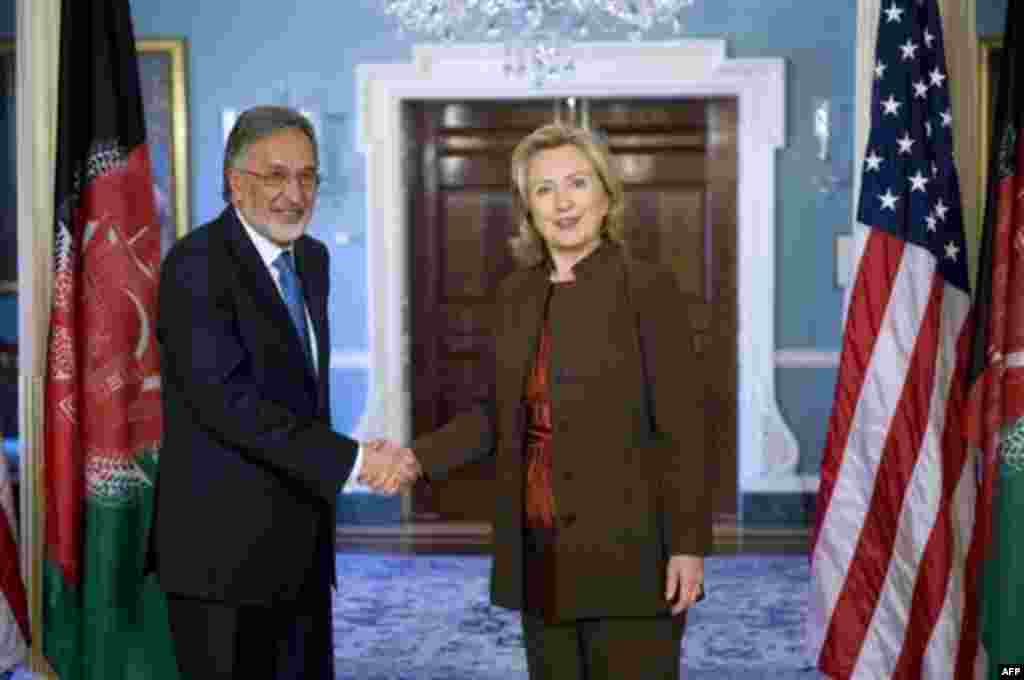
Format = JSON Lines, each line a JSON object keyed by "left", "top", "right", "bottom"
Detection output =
{"left": 810, "top": 1, "right": 984, "bottom": 678}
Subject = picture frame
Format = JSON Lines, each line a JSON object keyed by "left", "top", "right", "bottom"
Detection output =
{"left": 0, "top": 36, "right": 189, "bottom": 293}
{"left": 978, "top": 34, "right": 1004, "bottom": 227}
{"left": 137, "top": 37, "right": 191, "bottom": 255}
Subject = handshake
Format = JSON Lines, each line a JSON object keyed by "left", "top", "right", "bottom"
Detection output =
{"left": 357, "top": 439, "right": 422, "bottom": 495}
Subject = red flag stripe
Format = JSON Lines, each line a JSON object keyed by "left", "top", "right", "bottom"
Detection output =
{"left": 929, "top": 318, "right": 981, "bottom": 679}
{"left": 813, "top": 229, "right": 918, "bottom": 656}
{"left": 894, "top": 313, "right": 976, "bottom": 678}
{"left": 820, "top": 252, "right": 944, "bottom": 678}
{"left": 814, "top": 238, "right": 976, "bottom": 679}
{"left": 0, "top": 508, "right": 29, "bottom": 640}
{"left": 954, "top": 446, "right": 989, "bottom": 679}
{"left": 812, "top": 228, "right": 904, "bottom": 553}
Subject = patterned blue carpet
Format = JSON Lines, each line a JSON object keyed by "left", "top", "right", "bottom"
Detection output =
{"left": 332, "top": 553, "right": 822, "bottom": 679}
{"left": 3, "top": 554, "right": 822, "bottom": 679}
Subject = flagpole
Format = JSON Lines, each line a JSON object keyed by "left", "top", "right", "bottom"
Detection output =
{"left": 15, "top": 0, "right": 59, "bottom": 676}
{"left": 26, "top": 380, "right": 55, "bottom": 678}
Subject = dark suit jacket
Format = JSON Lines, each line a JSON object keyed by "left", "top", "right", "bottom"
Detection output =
{"left": 151, "top": 207, "right": 357, "bottom": 606}
{"left": 413, "top": 241, "right": 712, "bottom": 622}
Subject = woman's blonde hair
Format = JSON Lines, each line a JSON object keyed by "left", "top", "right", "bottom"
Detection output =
{"left": 508, "top": 124, "right": 626, "bottom": 267}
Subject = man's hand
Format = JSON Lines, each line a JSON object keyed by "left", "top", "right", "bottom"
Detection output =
{"left": 665, "top": 554, "right": 704, "bottom": 615}
{"left": 358, "top": 439, "right": 421, "bottom": 494}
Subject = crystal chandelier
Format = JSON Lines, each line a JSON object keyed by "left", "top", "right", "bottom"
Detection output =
{"left": 382, "top": 0, "right": 696, "bottom": 87}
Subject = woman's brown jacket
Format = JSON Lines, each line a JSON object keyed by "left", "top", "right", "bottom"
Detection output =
{"left": 413, "top": 241, "right": 712, "bottom": 622}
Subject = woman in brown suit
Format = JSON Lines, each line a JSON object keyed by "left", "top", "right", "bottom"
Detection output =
{"left": 374, "top": 123, "right": 711, "bottom": 679}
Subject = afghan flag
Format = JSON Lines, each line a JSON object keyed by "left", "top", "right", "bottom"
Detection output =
{"left": 965, "top": 0, "right": 1024, "bottom": 676}
{"left": 43, "top": 1, "right": 179, "bottom": 677}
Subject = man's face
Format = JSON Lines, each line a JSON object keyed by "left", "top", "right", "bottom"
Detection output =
{"left": 228, "top": 127, "right": 318, "bottom": 247}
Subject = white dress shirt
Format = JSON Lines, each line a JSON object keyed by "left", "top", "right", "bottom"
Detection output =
{"left": 237, "top": 209, "right": 366, "bottom": 491}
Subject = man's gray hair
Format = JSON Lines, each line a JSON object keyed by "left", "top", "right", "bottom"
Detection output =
{"left": 222, "top": 105, "right": 319, "bottom": 202}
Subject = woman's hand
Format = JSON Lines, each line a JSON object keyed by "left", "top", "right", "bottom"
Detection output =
{"left": 665, "top": 554, "right": 704, "bottom": 615}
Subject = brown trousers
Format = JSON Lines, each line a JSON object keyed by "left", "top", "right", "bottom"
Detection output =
{"left": 521, "top": 612, "right": 687, "bottom": 680}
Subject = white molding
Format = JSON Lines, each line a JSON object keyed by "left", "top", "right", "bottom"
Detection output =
{"left": 743, "top": 474, "right": 821, "bottom": 494}
{"left": 775, "top": 348, "right": 841, "bottom": 369}
{"left": 357, "top": 41, "right": 801, "bottom": 496}
{"left": 330, "top": 349, "right": 371, "bottom": 371}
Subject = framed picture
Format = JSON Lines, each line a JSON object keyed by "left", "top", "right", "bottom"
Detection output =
{"left": 1, "top": 39, "right": 14, "bottom": 293}
{"left": 0, "top": 37, "right": 189, "bottom": 293}
{"left": 978, "top": 34, "right": 1004, "bottom": 225}
{"left": 137, "top": 37, "right": 191, "bottom": 256}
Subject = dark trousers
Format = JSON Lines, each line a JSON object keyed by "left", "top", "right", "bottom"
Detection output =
{"left": 521, "top": 612, "right": 686, "bottom": 680}
{"left": 166, "top": 585, "right": 332, "bottom": 680}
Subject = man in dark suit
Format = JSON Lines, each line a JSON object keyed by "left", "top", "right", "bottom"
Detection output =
{"left": 151, "top": 105, "right": 414, "bottom": 680}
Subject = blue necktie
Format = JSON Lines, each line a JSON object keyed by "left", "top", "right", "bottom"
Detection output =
{"left": 273, "top": 251, "right": 312, "bottom": 366}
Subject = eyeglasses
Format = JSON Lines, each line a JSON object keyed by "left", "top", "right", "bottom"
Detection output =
{"left": 237, "top": 167, "right": 321, "bottom": 193}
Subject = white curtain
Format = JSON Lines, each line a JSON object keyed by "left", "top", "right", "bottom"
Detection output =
{"left": 16, "top": 0, "right": 60, "bottom": 676}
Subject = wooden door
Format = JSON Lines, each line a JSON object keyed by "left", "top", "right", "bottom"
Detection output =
{"left": 406, "top": 98, "right": 738, "bottom": 523}
{"left": 405, "top": 100, "right": 560, "bottom": 521}
{"left": 585, "top": 98, "right": 739, "bottom": 521}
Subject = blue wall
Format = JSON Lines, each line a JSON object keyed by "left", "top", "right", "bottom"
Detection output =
{"left": 978, "top": 0, "right": 1009, "bottom": 37}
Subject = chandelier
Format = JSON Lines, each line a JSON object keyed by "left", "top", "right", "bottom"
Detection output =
{"left": 381, "top": 0, "right": 696, "bottom": 87}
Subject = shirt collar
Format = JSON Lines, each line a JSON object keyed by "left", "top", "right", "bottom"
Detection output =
{"left": 544, "top": 238, "right": 618, "bottom": 282}
{"left": 235, "top": 207, "right": 291, "bottom": 271}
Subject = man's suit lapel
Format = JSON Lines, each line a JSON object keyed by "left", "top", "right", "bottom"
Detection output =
{"left": 222, "top": 210, "right": 318, "bottom": 389}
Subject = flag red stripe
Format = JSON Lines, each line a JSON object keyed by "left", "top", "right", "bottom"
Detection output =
{"left": 820, "top": 267, "right": 944, "bottom": 678}
{"left": 813, "top": 229, "right": 904, "bottom": 552}
{"left": 0, "top": 509, "right": 29, "bottom": 640}
{"left": 893, "top": 317, "right": 974, "bottom": 677}
{"left": 954, "top": 464, "right": 988, "bottom": 679}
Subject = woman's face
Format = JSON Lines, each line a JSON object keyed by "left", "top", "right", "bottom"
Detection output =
{"left": 525, "top": 144, "right": 609, "bottom": 259}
